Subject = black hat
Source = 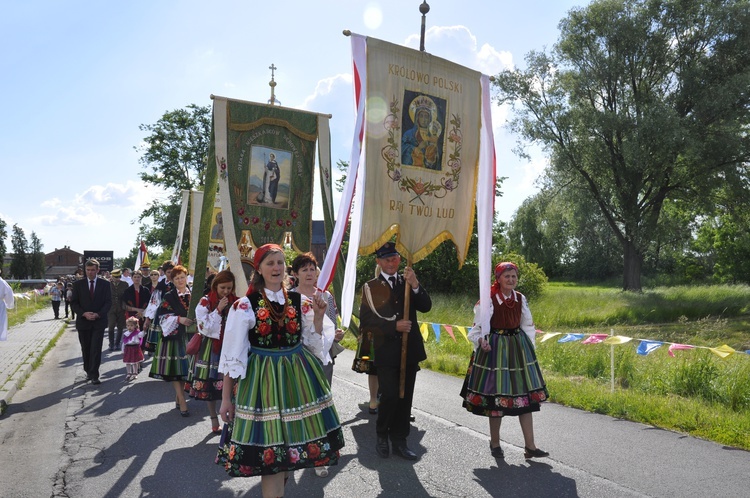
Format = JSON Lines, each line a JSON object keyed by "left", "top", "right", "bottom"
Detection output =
{"left": 376, "top": 242, "right": 399, "bottom": 259}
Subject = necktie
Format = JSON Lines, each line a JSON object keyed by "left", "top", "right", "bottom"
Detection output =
{"left": 388, "top": 276, "right": 396, "bottom": 288}
{"left": 89, "top": 280, "right": 95, "bottom": 298}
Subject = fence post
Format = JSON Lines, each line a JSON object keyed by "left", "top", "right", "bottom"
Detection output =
{"left": 610, "top": 328, "right": 615, "bottom": 393}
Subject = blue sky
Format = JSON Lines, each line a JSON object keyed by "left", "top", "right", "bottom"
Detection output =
{"left": 1, "top": 0, "right": 584, "bottom": 258}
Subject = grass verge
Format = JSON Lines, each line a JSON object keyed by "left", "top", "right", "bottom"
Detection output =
{"left": 341, "top": 284, "right": 750, "bottom": 450}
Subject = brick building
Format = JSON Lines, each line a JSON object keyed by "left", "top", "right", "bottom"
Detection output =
{"left": 45, "top": 246, "right": 83, "bottom": 279}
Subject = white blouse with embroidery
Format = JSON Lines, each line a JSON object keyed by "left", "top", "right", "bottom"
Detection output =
{"left": 195, "top": 299, "right": 222, "bottom": 339}
{"left": 467, "top": 291, "right": 536, "bottom": 349}
{"left": 218, "top": 290, "right": 334, "bottom": 379}
{"left": 143, "top": 289, "right": 162, "bottom": 320}
{"left": 159, "top": 290, "right": 190, "bottom": 337}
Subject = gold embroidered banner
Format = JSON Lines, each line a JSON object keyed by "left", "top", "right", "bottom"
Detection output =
{"left": 359, "top": 37, "right": 482, "bottom": 265}
{"left": 220, "top": 98, "right": 317, "bottom": 252}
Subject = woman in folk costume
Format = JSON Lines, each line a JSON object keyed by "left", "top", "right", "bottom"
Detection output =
{"left": 148, "top": 264, "right": 192, "bottom": 417}
{"left": 461, "top": 262, "right": 549, "bottom": 460}
{"left": 190, "top": 269, "right": 237, "bottom": 434}
{"left": 142, "top": 262, "right": 174, "bottom": 352}
{"left": 290, "top": 252, "right": 346, "bottom": 478}
{"left": 217, "top": 244, "right": 344, "bottom": 498}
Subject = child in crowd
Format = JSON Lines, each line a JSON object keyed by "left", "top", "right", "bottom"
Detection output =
{"left": 122, "top": 316, "right": 145, "bottom": 381}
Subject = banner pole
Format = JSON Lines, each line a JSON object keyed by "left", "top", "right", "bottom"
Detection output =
{"left": 399, "top": 256, "right": 413, "bottom": 399}
{"left": 610, "top": 328, "right": 615, "bottom": 393}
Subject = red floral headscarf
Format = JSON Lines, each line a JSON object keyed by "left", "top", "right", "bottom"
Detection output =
{"left": 246, "top": 244, "right": 284, "bottom": 297}
{"left": 491, "top": 261, "right": 519, "bottom": 296}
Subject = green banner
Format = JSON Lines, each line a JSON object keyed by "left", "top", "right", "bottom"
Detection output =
{"left": 223, "top": 100, "right": 317, "bottom": 251}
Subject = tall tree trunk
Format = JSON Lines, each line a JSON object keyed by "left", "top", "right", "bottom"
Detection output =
{"left": 623, "top": 240, "right": 642, "bottom": 291}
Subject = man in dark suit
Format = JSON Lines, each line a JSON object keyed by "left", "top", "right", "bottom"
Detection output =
{"left": 359, "top": 242, "right": 432, "bottom": 461}
{"left": 70, "top": 259, "right": 112, "bottom": 384}
{"left": 107, "top": 268, "right": 128, "bottom": 351}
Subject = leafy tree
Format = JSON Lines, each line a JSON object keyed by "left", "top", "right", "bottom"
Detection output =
{"left": 688, "top": 208, "right": 750, "bottom": 285}
{"left": 495, "top": 0, "right": 750, "bottom": 290}
{"left": 507, "top": 191, "right": 569, "bottom": 278}
{"left": 640, "top": 198, "right": 697, "bottom": 280}
{"left": 10, "top": 224, "right": 29, "bottom": 279}
{"left": 119, "top": 238, "right": 142, "bottom": 274}
{"left": 494, "top": 252, "right": 548, "bottom": 302}
{"left": 29, "top": 232, "right": 45, "bottom": 279}
{"left": 507, "top": 185, "right": 623, "bottom": 281}
{"left": 135, "top": 104, "right": 211, "bottom": 251}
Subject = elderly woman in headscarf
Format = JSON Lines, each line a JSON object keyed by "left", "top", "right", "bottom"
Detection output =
{"left": 460, "top": 261, "right": 549, "bottom": 461}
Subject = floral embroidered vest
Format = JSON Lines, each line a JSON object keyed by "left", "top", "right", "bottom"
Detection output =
{"left": 248, "top": 291, "right": 302, "bottom": 348}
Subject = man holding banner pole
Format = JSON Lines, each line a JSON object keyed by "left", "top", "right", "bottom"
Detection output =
{"left": 359, "top": 242, "right": 431, "bottom": 461}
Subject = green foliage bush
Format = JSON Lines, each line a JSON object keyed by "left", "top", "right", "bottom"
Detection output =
{"left": 494, "top": 252, "right": 548, "bottom": 302}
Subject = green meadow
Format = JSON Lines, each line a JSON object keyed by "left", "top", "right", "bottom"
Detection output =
{"left": 341, "top": 283, "right": 750, "bottom": 450}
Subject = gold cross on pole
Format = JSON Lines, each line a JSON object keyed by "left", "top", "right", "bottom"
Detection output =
{"left": 268, "top": 63, "right": 279, "bottom": 105}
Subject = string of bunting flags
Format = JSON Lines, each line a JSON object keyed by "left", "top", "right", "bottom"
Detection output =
{"left": 537, "top": 331, "right": 749, "bottom": 359}
{"left": 344, "top": 315, "right": 750, "bottom": 359}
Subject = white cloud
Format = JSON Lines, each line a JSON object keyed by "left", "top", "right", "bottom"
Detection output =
{"left": 77, "top": 183, "right": 130, "bottom": 206}
{"left": 300, "top": 73, "right": 353, "bottom": 111}
{"left": 476, "top": 42, "right": 513, "bottom": 74}
{"left": 30, "top": 180, "right": 165, "bottom": 228}
{"left": 34, "top": 204, "right": 105, "bottom": 227}
{"left": 404, "top": 25, "right": 512, "bottom": 76}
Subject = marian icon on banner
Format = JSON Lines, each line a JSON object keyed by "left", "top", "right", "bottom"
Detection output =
{"left": 400, "top": 92, "right": 447, "bottom": 171}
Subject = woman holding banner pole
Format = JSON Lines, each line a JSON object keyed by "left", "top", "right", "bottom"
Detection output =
{"left": 461, "top": 261, "right": 549, "bottom": 460}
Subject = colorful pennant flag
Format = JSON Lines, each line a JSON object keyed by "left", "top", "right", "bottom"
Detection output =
{"left": 709, "top": 344, "right": 736, "bottom": 359}
{"left": 455, "top": 325, "right": 469, "bottom": 343}
{"left": 431, "top": 323, "right": 441, "bottom": 343}
{"left": 541, "top": 332, "right": 561, "bottom": 342}
{"left": 420, "top": 322, "right": 429, "bottom": 341}
{"left": 582, "top": 334, "right": 609, "bottom": 344}
{"left": 668, "top": 343, "right": 695, "bottom": 357}
{"left": 558, "top": 333, "right": 585, "bottom": 343}
{"left": 637, "top": 340, "right": 664, "bottom": 356}
{"left": 444, "top": 324, "right": 456, "bottom": 342}
{"left": 603, "top": 336, "right": 633, "bottom": 345}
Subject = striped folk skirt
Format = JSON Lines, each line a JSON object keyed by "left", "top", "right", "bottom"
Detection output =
{"left": 143, "top": 320, "right": 161, "bottom": 352}
{"left": 148, "top": 331, "right": 189, "bottom": 382}
{"left": 188, "top": 336, "right": 222, "bottom": 401}
{"left": 461, "top": 328, "right": 548, "bottom": 417}
{"left": 216, "top": 343, "right": 345, "bottom": 477}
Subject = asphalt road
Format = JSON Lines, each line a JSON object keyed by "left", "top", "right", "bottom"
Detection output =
{"left": 0, "top": 323, "right": 747, "bottom": 497}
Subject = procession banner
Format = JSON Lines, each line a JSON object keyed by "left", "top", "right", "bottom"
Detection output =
{"left": 171, "top": 190, "right": 190, "bottom": 265}
{"left": 336, "top": 34, "right": 496, "bottom": 328}
{"left": 193, "top": 95, "right": 326, "bottom": 298}
{"left": 357, "top": 37, "right": 482, "bottom": 265}
{"left": 188, "top": 190, "right": 203, "bottom": 275}
{"left": 215, "top": 97, "right": 316, "bottom": 254}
